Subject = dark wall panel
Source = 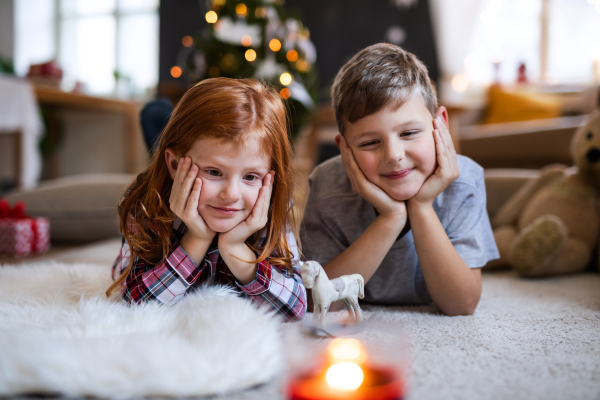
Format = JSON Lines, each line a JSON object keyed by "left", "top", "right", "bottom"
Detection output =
{"left": 284, "top": 0, "right": 439, "bottom": 97}
{"left": 159, "top": 0, "right": 205, "bottom": 83}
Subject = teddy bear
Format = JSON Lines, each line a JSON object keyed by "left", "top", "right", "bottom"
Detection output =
{"left": 486, "top": 110, "right": 600, "bottom": 277}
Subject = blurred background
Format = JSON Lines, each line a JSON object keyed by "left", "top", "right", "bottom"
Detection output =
{"left": 1, "top": 0, "right": 599, "bottom": 194}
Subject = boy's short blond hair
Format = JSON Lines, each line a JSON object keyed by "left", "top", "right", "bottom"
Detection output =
{"left": 331, "top": 43, "right": 438, "bottom": 134}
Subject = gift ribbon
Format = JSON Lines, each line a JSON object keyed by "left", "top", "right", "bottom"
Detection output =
{"left": 0, "top": 199, "right": 39, "bottom": 254}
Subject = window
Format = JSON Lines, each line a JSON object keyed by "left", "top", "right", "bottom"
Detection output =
{"left": 431, "top": 0, "right": 600, "bottom": 102}
{"left": 15, "top": 0, "right": 158, "bottom": 97}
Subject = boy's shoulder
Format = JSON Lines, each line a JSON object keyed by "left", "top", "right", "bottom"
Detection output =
{"left": 308, "top": 155, "right": 354, "bottom": 200}
{"left": 453, "top": 155, "right": 484, "bottom": 190}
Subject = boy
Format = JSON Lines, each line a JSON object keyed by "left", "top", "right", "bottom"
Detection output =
{"left": 300, "top": 44, "right": 499, "bottom": 316}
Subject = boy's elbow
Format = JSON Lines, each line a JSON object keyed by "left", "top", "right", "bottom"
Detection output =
{"left": 439, "top": 296, "right": 480, "bottom": 316}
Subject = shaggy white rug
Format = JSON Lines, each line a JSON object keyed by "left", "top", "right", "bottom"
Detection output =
{"left": 0, "top": 262, "right": 284, "bottom": 398}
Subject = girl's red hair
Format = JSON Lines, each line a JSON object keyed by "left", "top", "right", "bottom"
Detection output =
{"left": 107, "top": 78, "right": 296, "bottom": 297}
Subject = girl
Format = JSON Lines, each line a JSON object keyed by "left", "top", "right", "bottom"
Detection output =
{"left": 106, "top": 78, "right": 307, "bottom": 321}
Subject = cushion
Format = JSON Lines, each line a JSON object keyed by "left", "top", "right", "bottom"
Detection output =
{"left": 484, "top": 86, "right": 561, "bottom": 124}
{"left": 4, "top": 173, "right": 135, "bottom": 243}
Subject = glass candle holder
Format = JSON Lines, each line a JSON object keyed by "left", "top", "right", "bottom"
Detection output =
{"left": 285, "top": 321, "right": 410, "bottom": 400}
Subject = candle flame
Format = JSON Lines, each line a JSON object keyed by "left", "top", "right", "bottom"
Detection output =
{"left": 326, "top": 362, "right": 364, "bottom": 391}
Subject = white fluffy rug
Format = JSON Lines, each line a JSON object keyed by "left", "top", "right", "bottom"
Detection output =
{"left": 0, "top": 262, "right": 284, "bottom": 398}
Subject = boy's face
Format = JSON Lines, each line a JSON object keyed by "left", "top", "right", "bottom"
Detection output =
{"left": 342, "top": 94, "right": 438, "bottom": 201}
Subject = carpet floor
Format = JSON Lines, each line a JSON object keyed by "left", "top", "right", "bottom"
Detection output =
{"left": 2, "top": 239, "right": 599, "bottom": 400}
{"left": 222, "top": 270, "right": 600, "bottom": 400}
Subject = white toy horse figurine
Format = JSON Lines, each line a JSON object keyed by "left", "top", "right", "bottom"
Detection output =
{"left": 300, "top": 261, "right": 364, "bottom": 324}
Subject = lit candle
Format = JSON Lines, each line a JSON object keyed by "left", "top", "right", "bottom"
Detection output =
{"left": 287, "top": 339, "right": 405, "bottom": 400}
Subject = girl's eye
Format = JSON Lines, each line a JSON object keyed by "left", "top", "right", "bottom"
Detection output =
{"left": 244, "top": 174, "right": 258, "bottom": 181}
{"left": 360, "top": 140, "right": 379, "bottom": 147}
{"left": 206, "top": 170, "right": 221, "bottom": 177}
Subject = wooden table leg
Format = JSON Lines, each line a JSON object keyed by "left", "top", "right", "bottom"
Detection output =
{"left": 13, "top": 131, "right": 22, "bottom": 188}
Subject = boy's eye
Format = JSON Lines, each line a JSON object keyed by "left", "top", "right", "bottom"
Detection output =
{"left": 206, "top": 169, "right": 221, "bottom": 177}
{"left": 401, "top": 130, "right": 419, "bottom": 137}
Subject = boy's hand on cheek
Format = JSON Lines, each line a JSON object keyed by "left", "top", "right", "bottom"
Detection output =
{"left": 219, "top": 171, "right": 275, "bottom": 248}
{"left": 169, "top": 157, "right": 216, "bottom": 241}
{"left": 409, "top": 117, "right": 460, "bottom": 209}
{"left": 340, "top": 136, "right": 406, "bottom": 222}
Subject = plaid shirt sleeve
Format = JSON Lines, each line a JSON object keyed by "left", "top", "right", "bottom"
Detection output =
{"left": 112, "top": 235, "right": 210, "bottom": 305}
{"left": 235, "top": 226, "right": 307, "bottom": 322}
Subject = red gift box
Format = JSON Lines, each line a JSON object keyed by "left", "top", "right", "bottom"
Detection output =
{"left": 0, "top": 200, "right": 50, "bottom": 258}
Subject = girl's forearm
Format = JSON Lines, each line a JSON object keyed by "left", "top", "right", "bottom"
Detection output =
{"left": 324, "top": 214, "right": 406, "bottom": 283}
{"left": 408, "top": 202, "right": 482, "bottom": 316}
{"left": 219, "top": 243, "right": 258, "bottom": 285}
{"left": 180, "top": 233, "right": 213, "bottom": 265}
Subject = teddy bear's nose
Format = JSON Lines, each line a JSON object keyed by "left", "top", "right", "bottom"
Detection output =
{"left": 586, "top": 148, "right": 600, "bottom": 163}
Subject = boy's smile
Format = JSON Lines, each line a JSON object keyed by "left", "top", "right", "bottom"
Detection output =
{"left": 342, "top": 94, "right": 438, "bottom": 201}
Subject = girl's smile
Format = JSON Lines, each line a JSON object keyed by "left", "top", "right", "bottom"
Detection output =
{"left": 209, "top": 206, "right": 241, "bottom": 215}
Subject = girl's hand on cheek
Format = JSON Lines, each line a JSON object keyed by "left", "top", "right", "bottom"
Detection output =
{"left": 219, "top": 171, "right": 275, "bottom": 248}
{"left": 410, "top": 117, "right": 460, "bottom": 208}
{"left": 339, "top": 136, "right": 406, "bottom": 221}
{"left": 169, "top": 157, "right": 216, "bottom": 241}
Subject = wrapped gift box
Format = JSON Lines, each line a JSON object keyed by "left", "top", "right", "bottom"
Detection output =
{"left": 0, "top": 200, "right": 50, "bottom": 258}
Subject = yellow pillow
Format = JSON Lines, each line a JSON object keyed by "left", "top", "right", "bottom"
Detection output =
{"left": 483, "top": 85, "right": 561, "bottom": 124}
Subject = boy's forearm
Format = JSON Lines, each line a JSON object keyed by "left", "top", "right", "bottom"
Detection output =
{"left": 323, "top": 214, "right": 405, "bottom": 283}
{"left": 407, "top": 202, "right": 482, "bottom": 316}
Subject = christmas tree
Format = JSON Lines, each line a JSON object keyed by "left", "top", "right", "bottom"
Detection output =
{"left": 181, "top": 0, "right": 318, "bottom": 138}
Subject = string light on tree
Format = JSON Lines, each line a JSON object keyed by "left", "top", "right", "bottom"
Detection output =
{"left": 182, "top": 36, "right": 193, "bottom": 47}
{"left": 286, "top": 50, "right": 298, "bottom": 62}
{"left": 245, "top": 49, "right": 257, "bottom": 62}
{"left": 280, "top": 72, "right": 292, "bottom": 85}
{"left": 269, "top": 39, "right": 282, "bottom": 52}
{"left": 171, "top": 66, "right": 182, "bottom": 78}
{"left": 205, "top": 11, "right": 218, "bottom": 23}
{"left": 236, "top": 3, "right": 247, "bottom": 16}
{"left": 280, "top": 88, "right": 291, "bottom": 99}
{"left": 296, "top": 59, "right": 310, "bottom": 72}
{"left": 255, "top": 7, "right": 266, "bottom": 17}
{"left": 241, "top": 35, "right": 252, "bottom": 46}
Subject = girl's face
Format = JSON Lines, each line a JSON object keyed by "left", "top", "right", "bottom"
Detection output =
{"left": 181, "top": 136, "right": 271, "bottom": 233}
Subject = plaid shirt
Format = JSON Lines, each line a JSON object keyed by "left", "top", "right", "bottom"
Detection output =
{"left": 112, "top": 218, "right": 306, "bottom": 321}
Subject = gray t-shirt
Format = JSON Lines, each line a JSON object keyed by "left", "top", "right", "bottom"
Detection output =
{"left": 300, "top": 154, "right": 499, "bottom": 305}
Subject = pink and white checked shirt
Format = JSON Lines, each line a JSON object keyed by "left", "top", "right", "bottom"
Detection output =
{"left": 112, "top": 218, "right": 306, "bottom": 321}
